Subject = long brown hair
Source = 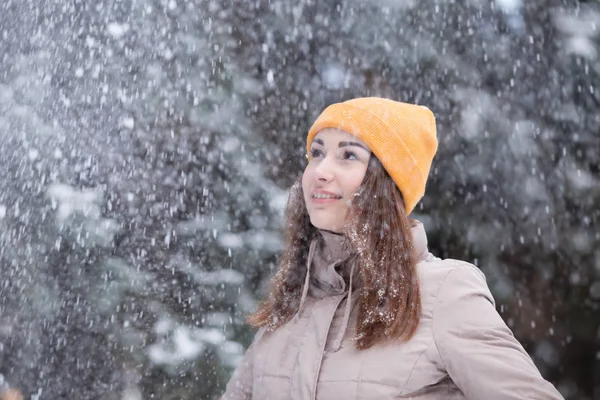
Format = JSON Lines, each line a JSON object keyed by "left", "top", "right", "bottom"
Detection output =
{"left": 247, "top": 155, "right": 421, "bottom": 349}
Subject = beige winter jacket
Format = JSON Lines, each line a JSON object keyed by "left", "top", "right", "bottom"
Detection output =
{"left": 221, "top": 221, "right": 563, "bottom": 399}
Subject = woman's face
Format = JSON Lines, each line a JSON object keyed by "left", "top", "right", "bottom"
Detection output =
{"left": 302, "top": 128, "right": 371, "bottom": 233}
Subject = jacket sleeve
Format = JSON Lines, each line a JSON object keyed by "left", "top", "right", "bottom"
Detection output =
{"left": 432, "top": 264, "right": 564, "bottom": 400}
{"left": 220, "top": 328, "right": 265, "bottom": 400}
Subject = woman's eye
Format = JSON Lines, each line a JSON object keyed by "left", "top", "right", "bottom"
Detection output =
{"left": 310, "top": 148, "right": 324, "bottom": 158}
{"left": 343, "top": 151, "right": 359, "bottom": 160}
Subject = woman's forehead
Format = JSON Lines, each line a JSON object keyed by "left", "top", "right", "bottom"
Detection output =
{"left": 313, "top": 128, "right": 368, "bottom": 147}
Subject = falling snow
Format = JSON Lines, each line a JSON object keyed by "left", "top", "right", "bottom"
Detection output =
{"left": 0, "top": 0, "right": 598, "bottom": 399}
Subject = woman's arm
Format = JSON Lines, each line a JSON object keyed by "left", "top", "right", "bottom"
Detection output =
{"left": 432, "top": 264, "right": 563, "bottom": 400}
{"left": 220, "top": 328, "right": 264, "bottom": 400}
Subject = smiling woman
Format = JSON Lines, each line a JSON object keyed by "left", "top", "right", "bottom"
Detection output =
{"left": 220, "top": 97, "right": 563, "bottom": 400}
{"left": 302, "top": 129, "right": 371, "bottom": 233}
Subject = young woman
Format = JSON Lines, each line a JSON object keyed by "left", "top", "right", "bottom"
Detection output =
{"left": 221, "top": 98, "right": 563, "bottom": 399}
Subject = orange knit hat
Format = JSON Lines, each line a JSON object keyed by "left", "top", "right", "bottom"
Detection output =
{"left": 306, "top": 97, "right": 438, "bottom": 215}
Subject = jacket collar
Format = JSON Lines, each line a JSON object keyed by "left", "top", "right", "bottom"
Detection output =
{"left": 309, "top": 220, "right": 429, "bottom": 298}
{"left": 307, "top": 230, "right": 353, "bottom": 299}
{"left": 294, "top": 220, "right": 430, "bottom": 352}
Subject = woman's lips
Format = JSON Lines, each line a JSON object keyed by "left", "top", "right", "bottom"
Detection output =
{"left": 311, "top": 191, "right": 342, "bottom": 204}
{"left": 311, "top": 196, "right": 341, "bottom": 204}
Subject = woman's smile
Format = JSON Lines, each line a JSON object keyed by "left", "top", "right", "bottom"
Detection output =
{"left": 311, "top": 189, "right": 343, "bottom": 204}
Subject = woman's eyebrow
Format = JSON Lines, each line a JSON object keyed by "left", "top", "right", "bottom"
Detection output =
{"left": 313, "top": 138, "right": 325, "bottom": 146}
{"left": 338, "top": 141, "right": 370, "bottom": 152}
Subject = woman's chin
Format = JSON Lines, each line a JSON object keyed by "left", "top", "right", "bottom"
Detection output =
{"left": 310, "top": 219, "right": 343, "bottom": 233}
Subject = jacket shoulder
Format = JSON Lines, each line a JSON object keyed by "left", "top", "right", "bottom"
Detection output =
{"left": 416, "top": 255, "right": 490, "bottom": 310}
{"left": 417, "top": 255, "right": 485, "bottom": 283}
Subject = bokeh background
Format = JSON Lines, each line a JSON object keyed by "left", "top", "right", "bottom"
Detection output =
{"left": 0, "top": 0, "right": 599, "bottom": 398}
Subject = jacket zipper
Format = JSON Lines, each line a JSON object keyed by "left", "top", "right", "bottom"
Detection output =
{"left": 310, "top": 294, "right": 347, "bottom": 400}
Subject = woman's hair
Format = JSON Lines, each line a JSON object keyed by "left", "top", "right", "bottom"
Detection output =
{"left": 247, "top": 155, "right": 421, "bottom": 349}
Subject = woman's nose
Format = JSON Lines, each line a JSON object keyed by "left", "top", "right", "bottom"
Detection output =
{"left": 314, "top": 156, "right": 335, "bottom": 181}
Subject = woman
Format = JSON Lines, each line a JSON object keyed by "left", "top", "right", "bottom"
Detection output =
{"left": 221, "top": 98, "right": 563, "bottom": 399}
